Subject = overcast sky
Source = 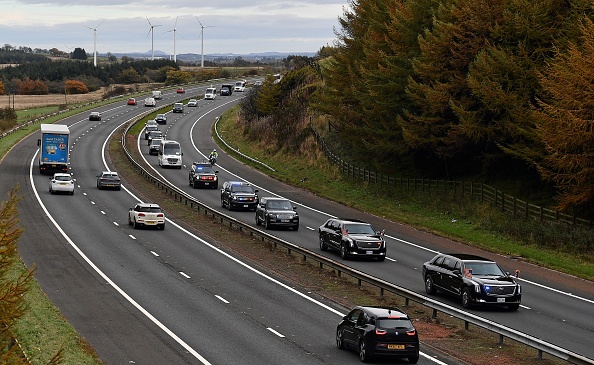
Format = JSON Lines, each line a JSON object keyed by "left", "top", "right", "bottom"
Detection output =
{"left": 1, "top": 1, "right": 348, "bottom": 56}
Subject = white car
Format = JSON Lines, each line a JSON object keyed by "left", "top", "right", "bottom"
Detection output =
{"left": 144, "top": 97, "right": 156, "bottom": 107}
{"left": 128, "top": 203, "right": 165, "bottom": 230}
{"left": 204, "top": 87, "right": 217, "bottom": 100}
{"left": 49, "top": 173, "right": 75, "bottom": 195}
{"left": 187, "top": 99, "right": 198, "bottom": 107}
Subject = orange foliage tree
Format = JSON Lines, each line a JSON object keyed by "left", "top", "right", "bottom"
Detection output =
{"left": 17, "top": 78, "right": 48, "bottom": 95}
{"left": 0, "top": 80, "right": 4, "bottom": 95}
{"left": 64, "top": 80, "right": 89, "bottom": 94}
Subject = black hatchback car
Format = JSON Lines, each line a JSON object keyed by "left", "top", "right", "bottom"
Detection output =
{"left": 188, "top": 162, "right": 218, "bottom": 189}
{"left": 337, "top": 306, "right": 419, "bottom": 363}
{"left": 255, "top": 197, "right": 299, "bottom": 230}
{"left": 220, "top": 181, "right": 259, "bottom": 211}
{"left": 422, "top": 253, "right": 521, "bottom": 310}
{"left": 318, "top": 218, "right": 386, "bottom": 261}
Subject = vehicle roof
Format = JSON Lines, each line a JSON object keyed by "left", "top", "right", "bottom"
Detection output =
{"left": 263, "top": 197, "right": 290, "bottom": 201}
{"left": 150, "top": 138, "right": 164, "bottom": 144}
{"left": 136, "top": 203, "right": 160, "bottom": 208}
{"left": 53, "top": 172, "right": 71, "bottom": 177}
{"left": 440, "top": 253, "right": 493, "bottom": 262}
{"left": 356, "top": 306, "right": 409, "bottom": 318}
{"left": 227, "top": 181, "right": 250, "bottom": 185}
{"left": 101, "top": 171, "right": 118, "bottom": 175}
{"left": 90, "top": 111, "right": 100, "bottom": 114}
{"left": 41, "top": 124, "right": 69, "bottom": 133}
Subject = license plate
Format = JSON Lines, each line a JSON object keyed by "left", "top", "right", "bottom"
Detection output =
{"left": 243, "top": 205, "right": 249, "bottom": 208}
{"left": 388, "top": 344, "right": 405, "bottom": 350}
{"left": 497, "top": 298, "right": 506, "bottom": 303}
{"left": 281, "top": 219, "right": 290, "bottom": 222}
{"left": 145, "top": 221, "right": 156, "bottom": 225}
{"left": 366, "top": 251, "right": 373, "bottom": 255}
{"left": 204, "top": 182, "right": 209, "bottom": 185}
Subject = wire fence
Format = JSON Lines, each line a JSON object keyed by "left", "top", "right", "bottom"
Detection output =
{"left": 311, "top": 128, "right": 592, "bottom": 228}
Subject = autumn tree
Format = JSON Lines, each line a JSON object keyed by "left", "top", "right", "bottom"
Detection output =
{"left": 17, "top": 78, "right": 48, "bottom": 95}
{"left": 64, "top": 79, "right": 89, "bottom": 94}
{"left": 118, "top": 67, "right": 141, "bottom": 83}
{"left": 535, "top": 16, "right": 594, "bottom": 211}
{"left": 0, "top": 80, "right": 4, "bottom": 95}
{"left": 0, "top": 187, "right": 34, "bottom": 364}
{"left": 164, "top": 69, "right": 192, "bottom": 85}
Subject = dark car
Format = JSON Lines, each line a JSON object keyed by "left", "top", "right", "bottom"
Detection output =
{"left": 318, "top": 218, "right": 386, "bottom": 261}
{"left": 172, "top": 102, "right": 184, "bottom": 113}
{"left": 255, "top": 197, "right": 299, "bottom": 230}
{"left": 89, "top": 111, "right": 101, "bottom": 121}
{"left": 422, "top": 253, "right": 521, "bottom": 310}
{"left": 148, "top": 138, "right": 163, "bottom": 155}
{"left": 220, "top": 84, "right": 233, "bottom": 96}
{"left": 220, "top": 181, "right": 259, "bottom": 211}
{"left": 147, "top": 130, "right": 163, "bottom": 145}
{"left": 188, "top": 162, "right": 219, "bottom": 189}
{"left": 96, "top": 171, "right": 121, "bottom": 190}
{"left": 155, "top": 113, "right": 167, "bottom": 124}
{"left": 144, "top": 123, "right": 159, "bottom": 140}
{"left": 337, "top": 306, "right": 419, "bottom": 363}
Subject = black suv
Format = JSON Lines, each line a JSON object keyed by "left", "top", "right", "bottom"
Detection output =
{"left": 221, "top": 181, "right": 259, "bottom": 211}
{"left": 188, "top": 162, "right": 218, "bottom": 189}
{"left": 337, "top": 306, "right": 419, "bottom": 363}
{"left": 318, "top": 218, "right": 386, "bottom": 261}
{"left": 144, "top": 123, "right": 159, "bottom": 140}
{"left": 147, "top": 130, "right": 163, "bottom": 145}
{"left": 422, "top": 253, "right": 521, "bottom": 310}
{"left": 155, "top": 113, "right": 167, "bottom": 124}
{"left": 255, "top": 197, "right": 299, "bottom": 230}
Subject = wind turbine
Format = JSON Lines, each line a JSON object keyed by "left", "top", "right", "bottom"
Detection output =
{"left": 146, "top": 17, "right": 163, "bottom": 61}
{"left": 196, "top": 16, "right": 214, "bottom": 68}
{"left": 165, "top": 17, "right": 183, "bottom": 63}
{"left": 84, "top": 20, "right": 104, "bottom": 67}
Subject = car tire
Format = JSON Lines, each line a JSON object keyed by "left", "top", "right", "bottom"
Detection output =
{"left": 340, "top": 243, "right": 349, "bottom": 260}
{"left": 70, "top": 190, "right": 74, "bottom": 195}
{"left": 359, "top": 339, "right": 371, "bottom": 362}
{"left": 293, "top": 224, "right": 299, "bottom": 231}
{"left": 377, "top": 256, "right": 385, "bottom": 262}
{"left": 508, "top": 303, "right": 520, "bottom": 311}
{"left": 461, "top": 287, "right": 473, "bottom": 309}
{"left": 255, "top": 214, "right": 260, "bottom": 226}
{"left": 408, "top": 352, "right": 420, "bottom": 364}
{"left": 264, "top": 218, "right": 270, "bottom": 230}
{"left": 133, "top": 219, "right": 139, "bottom": 230}
{"left": 49, "top": 187, "right": 53, "bottom": 194}
{"left": 319, "top": 236, "right": 328, "bottom": 251}
{"left": 336, "top": 328, "right": 345, "bottom": 349}
{"left": 128, "top": 216, "right": 132, "bottom": 226}
{"left": 425, "top": 275, "right": 437, "bottom": 295}
{"left": 160, "top": 224, "right": 165, "bottom": 230}
{"left": 193, "top": 181, "right": 199, "bottom": 189}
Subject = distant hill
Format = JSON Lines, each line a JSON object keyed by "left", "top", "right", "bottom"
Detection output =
{"left": 107, "top": 51, "right": 316, "bottom": 62}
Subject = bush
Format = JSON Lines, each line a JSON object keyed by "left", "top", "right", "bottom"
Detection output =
{"left": 64, "top": 80, "right": 89, "bottom": 94}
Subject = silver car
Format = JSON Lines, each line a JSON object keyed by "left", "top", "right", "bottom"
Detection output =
{"left": 96, "top": 171, "right": 121, "bottom": 190}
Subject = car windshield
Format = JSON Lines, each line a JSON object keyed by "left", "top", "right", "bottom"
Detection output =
{"left": 231, "top": 185, "right": 254, "bottom": 193}
{"left": 266, "top": 200, "right": 292, "bottom": 210}
{"left": 194, "top": 165, "right": 214, "bottom": 173}
{"left": 463, "top": 261, "right": 505, "bottom": 276}
{"left": 163, "top": 143, "right": 181, "bottom": 155}
{"left": 377, "top": 318, "right": 413, "bottom": 330}
{"left": 344, "top": 224, "right": 376, "bottom": 235}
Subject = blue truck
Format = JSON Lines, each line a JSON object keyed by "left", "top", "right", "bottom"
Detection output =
{"left": 38, "top": 124, "right": 70, "bottom": 174}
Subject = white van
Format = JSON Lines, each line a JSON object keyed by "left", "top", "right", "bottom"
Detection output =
{"left": 158, "top": 140, "right": 183, "bottom": 169}
{"left": 204, "top": 87, "right": 217, "bottom": 100}
{"left": 152, "top": 90, "right": 163, "bottom": 100}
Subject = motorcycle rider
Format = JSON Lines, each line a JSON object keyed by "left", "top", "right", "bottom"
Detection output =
{"left": 209, "top": 149, "right": 219, "bottom": 165}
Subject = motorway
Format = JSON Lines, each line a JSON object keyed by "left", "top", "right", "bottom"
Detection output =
{"left": 1, "top": 83, "right": 593, "bottom": 364}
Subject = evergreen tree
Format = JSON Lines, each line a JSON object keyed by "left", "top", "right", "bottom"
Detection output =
{"left": 71, "top": 47, "right": 87, "bottom": 60}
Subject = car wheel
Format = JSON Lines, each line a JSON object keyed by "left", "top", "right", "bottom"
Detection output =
{"left": 255, "top": 214, "right": 260, "bottom": 226}
{"left": 293, "top": 224, "right": 299, "bottom": 231}
{"left": 319, "top": 236, "right": 328, "bottom": 251}
{"left": 377, "top": 256, "right": 385, "bottom": 262}
{"left": 408, "top": 351, "right": 420, "bottom": 364}
{"left": 133, "top": 219, "right": 139, "bottom": 230}
{"left": 160, "top": 224, "right": 165, "bottom": 230}
{"left": 221, "top": 198, "right": 226, "bottom": 208}
{"left": 193, "top": 181, "right": 199, "bottom": 189}
{"left": 49, "top": 187, "right": 53, "bottom": 194}
{"left": 359, "top": 339, "right": 371, "bottom": 362}
{"left": 340, "top": 243, "right": 349, "bottom": 260}
{"left": 128, "top": 216, "right": 132, "bottom": 226}
{"left": 264, "top": 218, "right": 270, "bottom": 230}
{"left": 461, "top": 287, "right": 473, "bottom": 309}
{"left": 70, "top": 190, "right": 74, "bottom": 195}
{"left": 508, "top": 303, "right": 520, "bottom": 311}
{"left": 336, "top": 328, "right": 345, "bottom": 349}
{"left": 425, "top": 275, "right": 437, "bottom": 295}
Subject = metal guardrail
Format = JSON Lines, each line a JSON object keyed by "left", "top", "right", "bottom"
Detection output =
{"left": 120, "top": 111, "right": 594, "bottom": 365}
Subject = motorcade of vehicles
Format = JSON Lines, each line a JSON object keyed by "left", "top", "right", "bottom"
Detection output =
{"left": 128, "top": 203, "right": 165, "bottom": 230}
{"left": 49, "top": 173, "right": 75, "bottom": 195}
{"left": 318, "top": 218, "right": 386, "bottom": 261}
{"left": 172, "top": 102, "right": 184, "bottom": 113}
{"left": 152, "top": 90, "right": 163, "bottom": 99}
{"left": 220, "top": 181, "right": 259, "bottom": 211}
{"left": 154, "top": 113, "right": 167, "bottom": 124}
{"left": 144, "top": 123, "right": 159, "bottom": 140}
{"left": 127, "top": 98, "right": 137, "bottom": 105}
{"left": 176, "top": 87, "right": 185, "bottom": 94}
{"left": 204, "top": 87, "right": 217, "bottom": 100}
{"left": 187, "top": 99, "right": 198, "bottom": 107}
{"left": 188, "top": 161, "right": 219, "bottom": 189}
{"left": 233, "top": 81, "right": 246, "bottom": 92}
{"left": 147, "top": 130, "right": 164, "bottom": 145}
{"left": 220, "top": 84, "right": 233, "bottom": 96}
{"left": 38, "top": 124, "right": 70, "bottom": 174}
{"left": 422, "top": 253, "right": 521, "bottom": 310}
{"left": 144, "top": 97, "right": 156, "bottom": 107}
{"left": 255, "top": 197, "right": 299, "bottom": 230}
{"left": 337, "top": 306, "right": 419, "bottom": 363}
{"left": 158, "top": 140, "right": 183, "bottom": 169}
{"left": 148, "top": 138, "right": 163, "bottom": 155}
{"left": 88, "top": 111, "right": 101, "bottom": 121}
{"left": 96, "top": 171, "right": 121, "bottom": 190}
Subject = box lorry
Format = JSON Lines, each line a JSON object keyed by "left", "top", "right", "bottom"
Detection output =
{"left": 38, "top": 124, "right": 70, "bottom": 174}
{"left": 152, "top": 90, "right": 163, "bottom": 99}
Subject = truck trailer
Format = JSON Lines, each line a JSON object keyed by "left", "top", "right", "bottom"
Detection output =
{"left": 38, "top": 124, "right": 70, "bottom": 174}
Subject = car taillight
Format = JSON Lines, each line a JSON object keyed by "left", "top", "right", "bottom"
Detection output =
{"left": 157, "top": 214, "right": 164, "bottom": 217}
{"left": 375, "top": 328, "right": 387, "bottom": 335}
{"left": 406, "top": 330, "right": 416, "bottom": 336}
{"left": 138, "top": 213, "right": 146, "bottom": 217}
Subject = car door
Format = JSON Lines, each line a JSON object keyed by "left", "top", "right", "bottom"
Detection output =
{"left": 342, "top": 309, "right": 362, "bottom": 347}
{"left": 256, "top": 198, "right": 266, "bottom": 223}
{"left": 440, "top": 256, "right": 459, "bottom": 295}
{"left": 429, "top": 256, "right": 447, "bottom": 291}
{"left": 321, "top": 220, "right": 336, "bottom": 248}
{"left": 328, "top": 221, "right": 343, "bottom": 249}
